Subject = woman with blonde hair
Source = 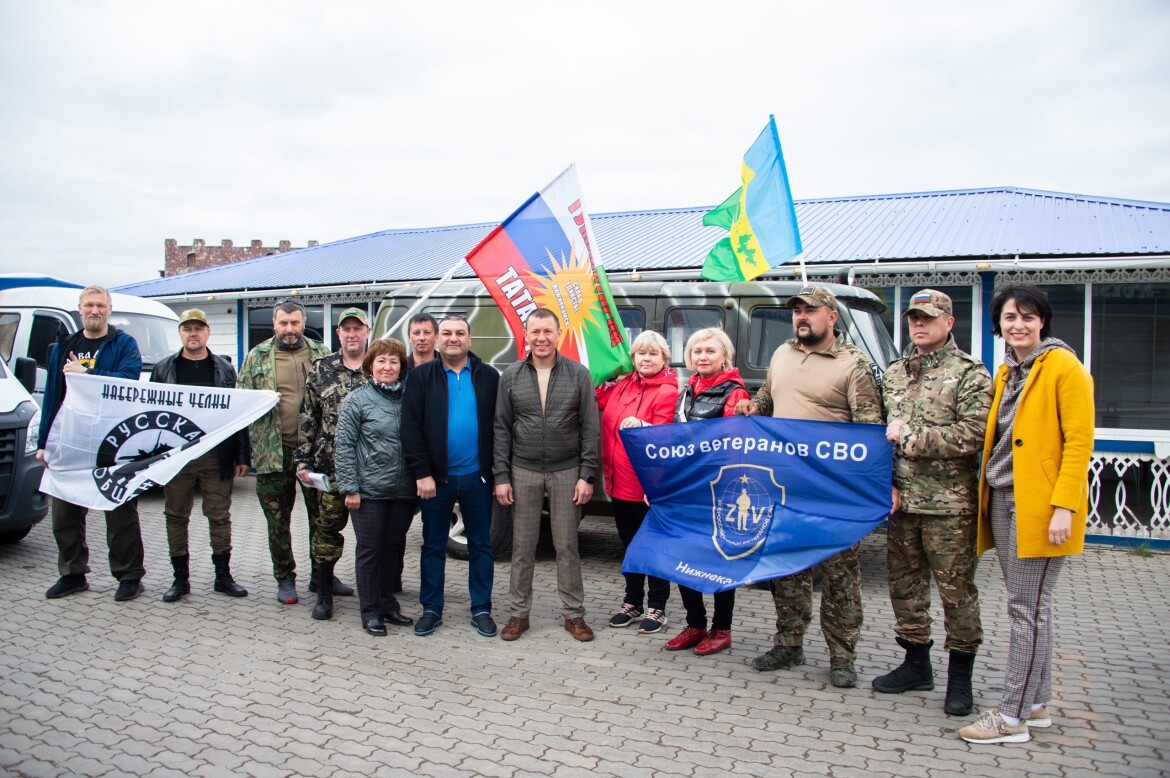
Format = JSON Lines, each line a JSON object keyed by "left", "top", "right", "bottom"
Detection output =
{"left": 959, "top": 284, "right": 1094, "bottom": 745}
{"left": 597, "top": 330, "right": 680, "bottom": 635}
{"left": 662, "top": 327, "right": 750, "bottom": 656}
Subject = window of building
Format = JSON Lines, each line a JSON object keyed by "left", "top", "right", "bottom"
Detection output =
{"left": 663, "top": 307, "right": 723, "bottom": 365}
{"left": 1091, "top": 282, "right": 1169, "bottom": 430}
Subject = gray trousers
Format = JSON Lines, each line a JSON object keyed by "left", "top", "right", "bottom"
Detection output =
{"left": 163, "top": 450, "right": 235, "bottom": 557}
{"left": 990, "top": 489, "right": 1065, "bottom": 719}
{"left": 509, "top": 466, "right": 584, "bottom": 620}
{"left": 51, "top": 496, "right": 144, "bottom": 581}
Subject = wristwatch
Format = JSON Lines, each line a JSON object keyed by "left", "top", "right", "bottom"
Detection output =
{"left": 583, "top": 475, "right": 595, "bottom": 485}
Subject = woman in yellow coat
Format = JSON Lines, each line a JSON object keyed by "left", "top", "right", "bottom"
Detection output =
{"left": 959, "top": 284, "right": 1094, "bottom": 746}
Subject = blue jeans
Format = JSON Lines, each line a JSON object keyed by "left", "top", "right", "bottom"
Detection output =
{"left": 419, "top": 472, "right": 494, "bottom": 616}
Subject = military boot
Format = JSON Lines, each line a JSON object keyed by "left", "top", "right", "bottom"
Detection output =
{"left": 872, "top": 637, "right": 934, "bottom": 693}
{"left": 162, "top": 555, "right": 190, "bottom": 603}
{"left": 212, "top": 552, "right": 248, "bottom": 597}
{"left": 945, "top": 650, "right": 977, "bottom": 716}
{"left": 312, "top": 561, "right": 334, "bottom": 620}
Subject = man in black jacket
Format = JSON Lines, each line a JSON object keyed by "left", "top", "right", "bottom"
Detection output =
{"left": 149, "top": 309, "right": 250, "bottom": 602}
{"left": 402, "top": 314, "right": 500, "bottom": 638}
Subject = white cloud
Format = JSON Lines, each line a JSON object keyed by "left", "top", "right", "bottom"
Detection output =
{"left": 0, "top": 0, "right": 1167, "bottom": 286}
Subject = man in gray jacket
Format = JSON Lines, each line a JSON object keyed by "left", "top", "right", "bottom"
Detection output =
{"left": 493, "top": 308, "right": 601, "bottom": 643}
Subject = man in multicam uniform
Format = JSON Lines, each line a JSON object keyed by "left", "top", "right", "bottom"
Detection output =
{"left": 871, "top": 289, "right": 991, "bottom": 716}
{"left": 237, "top": 298, "right": 330, "bottom": 605}
{"left": 736, "top": 285, "right": 889, "bottom": 688}
{"left": 295, "top": 307, "right": 373, "bottom": 620}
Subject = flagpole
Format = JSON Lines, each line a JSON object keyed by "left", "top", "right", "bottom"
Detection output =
{"left": 796, "top": 253, "right": 808, "bottom": 286}
{"left": 383, "top": 258, "right": 465, "bottom": 339}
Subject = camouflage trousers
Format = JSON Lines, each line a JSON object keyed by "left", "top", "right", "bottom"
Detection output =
{"left": 886, "top": 511, "right": 982, "bottom": 653}
{"left": 307, "top": 487, "right": 348, "bottom": 565}
{"left": 255, "top": 446, "right": 317, "bottom": 583}
{"left": 769, "top": 546, "right": 862, "bottom": 662}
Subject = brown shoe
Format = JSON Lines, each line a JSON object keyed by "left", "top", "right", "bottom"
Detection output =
{"left": 500, "top": 617, "right": 530, "bottom": 641}
{"left": 564, "top": 617, "right": 595, "bottom": 642}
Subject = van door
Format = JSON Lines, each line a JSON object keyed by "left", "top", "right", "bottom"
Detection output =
{"left": 28, "top": 311, "right": 73, "bottom": 401}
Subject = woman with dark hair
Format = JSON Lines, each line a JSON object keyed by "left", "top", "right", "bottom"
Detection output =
{"left": 662, "top": 327, "right": 750, "bottom": 657}
{"left": 334, "top": 337, "right": 417, "bottom": 636}
{"left": 959, "top": 284, "right": 1094, "bottom": 745}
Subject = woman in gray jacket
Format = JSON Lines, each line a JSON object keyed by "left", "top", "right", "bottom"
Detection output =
{"left": 334, "top": 338, "right": 417, "bottom": 636}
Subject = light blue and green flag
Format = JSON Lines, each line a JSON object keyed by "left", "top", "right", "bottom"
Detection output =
{"left": 701, "top": 115, "right": 803, "bottom": 282}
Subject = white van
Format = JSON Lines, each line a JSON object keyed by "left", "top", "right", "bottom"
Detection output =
{"left": 0, "top": 275, "right": 181, "bottom": 405}
{"left": 0, "top": 348, "right": 47, "bottom": 542}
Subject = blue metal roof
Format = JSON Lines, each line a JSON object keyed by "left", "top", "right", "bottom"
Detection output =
{"left": 116, "top": 187, "right": 1170, "bottom": 297}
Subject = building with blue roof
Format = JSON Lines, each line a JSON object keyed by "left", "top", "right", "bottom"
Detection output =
{"left": 113, "top": 185, "right": 1170, "bottom": 542}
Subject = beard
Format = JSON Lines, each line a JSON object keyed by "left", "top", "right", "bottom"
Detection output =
{"left": 83, "top": 318, "right": 106, "bottom": 335}
{"left": 794, "top": 323, "right": 827, "bottom": 347}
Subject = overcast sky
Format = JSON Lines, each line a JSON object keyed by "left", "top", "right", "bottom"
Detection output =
{"left": 1, "top": 0, "right": 1167, "bottom": 288}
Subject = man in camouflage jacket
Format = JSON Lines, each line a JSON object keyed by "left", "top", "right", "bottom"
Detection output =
{"left": 237, "top": 299, "right": 330, "bottom": 605}
{"left": 872, "top": 289, "right": 992, "bottom": 717}
{"left": 294, "top": 307, "right": 372, "bottom": 620}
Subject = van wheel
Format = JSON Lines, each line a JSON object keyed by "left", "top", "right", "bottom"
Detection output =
{"left": 444, "top": 505, "right": 469, "bottom": 560}
{"left": 0, "top": 526, "right": 32, "bottom": 544}
{"left": 490, "top": 501, "right": 513, "bottom": 560}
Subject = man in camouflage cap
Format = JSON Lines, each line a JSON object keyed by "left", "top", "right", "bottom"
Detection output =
{"left": 736, "top": 285, "right": 890, "bottom": 688}
{"left": 872, "top": 289, "right": 992, "bottom": 716}
{"left": 295, "top": 307, "right": 373, "bottom": 620}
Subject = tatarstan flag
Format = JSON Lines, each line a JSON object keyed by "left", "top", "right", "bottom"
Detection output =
{"left": 465, "top": 165, "right": 633, "bottom": 385}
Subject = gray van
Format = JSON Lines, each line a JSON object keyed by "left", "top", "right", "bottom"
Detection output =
{"left": 373, "top": 274, "right": 896, "bottom": 557}
{"left": 0, "top": 355, "right": 48, "bottom": 543}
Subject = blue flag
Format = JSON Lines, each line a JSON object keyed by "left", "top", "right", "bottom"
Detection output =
{"left": 621, "top": 415, "right": 891, "bottom": 593}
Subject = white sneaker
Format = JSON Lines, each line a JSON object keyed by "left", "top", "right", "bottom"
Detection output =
{"left": 958, "top": 709, "right": 1030, "bottom": 744}
{"left": 1027, "top": 704, "right": 1052, "bottom": 729}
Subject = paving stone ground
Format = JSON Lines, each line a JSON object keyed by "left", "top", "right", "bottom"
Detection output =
{"left": 1, "top": 478, "right": 1167, "bottom": 777}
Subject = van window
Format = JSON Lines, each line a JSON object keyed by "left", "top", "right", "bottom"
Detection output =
{"left": 109, "top": 313, "right": 183, "bottom": 368}
{"left": 746, "top": 307, "right": 793, "bottom": 368}
{"left": 0, "top": 313, "right": 17, "bottom": 362}
{"left": 30, "top": 314, "right": 69, "bottom": 368}
{"left": 618, "top": 307, "right": 645, "bottom": 343}
{"left": 664, "top": 307, "right": 723, "bottom": 365}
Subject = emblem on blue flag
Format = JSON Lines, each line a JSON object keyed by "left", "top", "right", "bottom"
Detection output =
{"left": 710, "top": 464, "right": 786, "bottom": 560}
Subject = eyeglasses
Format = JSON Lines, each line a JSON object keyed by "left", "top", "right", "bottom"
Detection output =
{"left": 274, "top": 297, "right": 306, "bottom": 311}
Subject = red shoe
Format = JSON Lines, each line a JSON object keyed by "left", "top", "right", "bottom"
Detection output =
{"left": 664, "top": 626, "right": 707, "bottom": 651}
{"left": 694, "top": 629, "right": 732, "bottom": 656}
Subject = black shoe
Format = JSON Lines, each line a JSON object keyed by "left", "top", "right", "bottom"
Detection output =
{"left": 114, "top": 579, "right": 143, "bottom": 602}
{"left": 211, "top": 552, "right": 248, "bottom": 597}
{"left": 471, "top": 612, "right": 497, "bottom": 638}
{"left": 384, "top": 610, "right": 414, "bottom": 627}
{"left": 414, "top": 611, "right": 442, "bottom": 636}
{"left": 945, "top": 650, "right": 977, "bottom": 716}
{"left": 363, "top": 618, "right": 387, "bottom": 636}
{"left": 309, "top": 574, "right": 355, "bottom": 596}
{"left": 312, "top": 563, "right": 334, "bottom": 621}
{"left": 162, "top": 580, "right": 190, "bottom": 603}
{"left": 872, "top": 637, "right": 935, "bottom": 694}
{"left": 45, "top": 575, "right": 88, "bottom": 599}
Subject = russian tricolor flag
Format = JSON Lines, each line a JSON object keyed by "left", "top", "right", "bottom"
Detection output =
{"left": 465, "top": 165, "right": 633, "bottom": 384}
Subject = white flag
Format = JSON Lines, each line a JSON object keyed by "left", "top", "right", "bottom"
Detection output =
{"left": 40, "top": 373, "right": 278, "bottom": 510}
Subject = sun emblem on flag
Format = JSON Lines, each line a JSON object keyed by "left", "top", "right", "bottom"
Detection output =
{"left": 533, "top": 242, "right": 600, "bottom": 347}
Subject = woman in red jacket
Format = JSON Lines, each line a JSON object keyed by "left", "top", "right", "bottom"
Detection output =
{"left": 597, "top": 331, "right": 679, "bottom": 635}
{"left": 663, "top": 327, "right": 750, "bottom": 657}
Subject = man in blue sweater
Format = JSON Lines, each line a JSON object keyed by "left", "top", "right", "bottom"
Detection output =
{"left": 37, "top": 286, "right": 146, "bottom": 602}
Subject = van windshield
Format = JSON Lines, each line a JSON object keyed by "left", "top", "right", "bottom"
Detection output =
{"left": 837, "top": 303, "right": 898, "bottom": 371}
{"left": 106, "top": 313, "right": 181, "bottom": 368}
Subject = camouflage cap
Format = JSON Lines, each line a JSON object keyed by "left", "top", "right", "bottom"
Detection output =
{"left": 786, "top": 285, "right": 838, "bottom": 311}
{"left": 177, "top": 308, "right": 208, "bottom": 327}
{"left": 903, "top": 289, "right": 953, "bottom": 318}
{"left": 337, "top": 307, "right": 370, "bottom": 326}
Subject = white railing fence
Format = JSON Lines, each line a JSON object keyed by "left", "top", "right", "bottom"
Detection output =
{"left": 1087, "top": 453, "right": 1170, "bottom": 539}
